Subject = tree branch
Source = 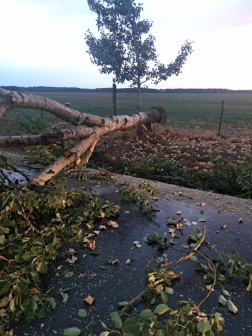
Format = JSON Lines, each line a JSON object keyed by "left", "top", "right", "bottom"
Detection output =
{"left": 0, "top": 88, "right": 167, "bottom": 185}
{"left": 0, "top": 126, "right": 95, "bottom": 148}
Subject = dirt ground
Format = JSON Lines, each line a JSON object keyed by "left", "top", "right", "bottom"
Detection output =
{"left": 96, "top": 125, "right": 252, "bottom": 172}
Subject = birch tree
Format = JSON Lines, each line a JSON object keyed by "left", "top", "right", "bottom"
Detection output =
{"left": 85, "top": 0, "right": 193, "bottom": 111}
{"left": 0, "top": 87, "right": 166, "bottom": 185}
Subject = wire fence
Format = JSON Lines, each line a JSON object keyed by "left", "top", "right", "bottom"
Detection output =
{"left": 9, "top": 90, "right": 252, "bottom": 136}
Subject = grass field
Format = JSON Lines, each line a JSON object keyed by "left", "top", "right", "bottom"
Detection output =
{"left": 2, "top": 92, "right": 252, "bottom": 136}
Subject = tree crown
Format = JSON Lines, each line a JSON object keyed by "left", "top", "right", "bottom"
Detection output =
{"left": 85, "top": 0, "right": 193, "bottom": 87}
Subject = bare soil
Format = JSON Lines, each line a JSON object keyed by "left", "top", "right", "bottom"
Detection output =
{"left": 96, "top": 125, "right": 252, "bottom": 173}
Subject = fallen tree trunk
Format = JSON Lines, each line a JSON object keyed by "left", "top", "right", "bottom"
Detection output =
{"left": 0, "top": 87, "right": 167, "bottom": 185}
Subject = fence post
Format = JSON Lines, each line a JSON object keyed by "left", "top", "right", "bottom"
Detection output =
{"left": 112, "top": 83, "right": 116, "bottom": 116}
{"left": 218, "top": 100, "right": 224, "bottom": 136}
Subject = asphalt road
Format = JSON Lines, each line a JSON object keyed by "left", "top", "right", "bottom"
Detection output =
{"left": 7, "top": 181, "right": 252, "bottom": 336}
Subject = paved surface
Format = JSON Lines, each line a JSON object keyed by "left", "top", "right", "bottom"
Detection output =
{"left": 6, "top": 178, "right": 252, "bottom": 336}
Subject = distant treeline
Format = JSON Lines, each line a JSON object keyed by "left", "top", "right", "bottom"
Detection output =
{"left": 2, "top": 86, "right": 252, "bottom": 94}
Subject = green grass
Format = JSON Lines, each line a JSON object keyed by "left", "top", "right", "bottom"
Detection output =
{"left": 2, "top": 92, "right": 252, "bottom": 135}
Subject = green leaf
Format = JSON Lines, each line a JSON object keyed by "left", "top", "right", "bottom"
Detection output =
{"left": 161, "top": 290, "right": 167, "bottom": 304}
{"left": 190, "top": 256, "right": 197, "bottom": 261}
{"left": 140, "top": 309, "right": 153, "bottom": 320}
{"left": 118, "top": 301, "right": 128, "bottom": 308}
{"left": 36, "top": 262, "right": 48, "bottom": 274}
{"left": 151, "top": 297, "right": 156, "bottom": 304}
{"left": 218, "top": 295, "right": 227, "bottom": 305}
{"left": 165, "top": 287, "right": 174, "bottom": 295}
{"left": 65, "top": 272, "right": 74, "bottom": 278}
{"left": 101, "top": 321, "right": 108, "bottom": 329}
{"left": 0, "top": 235, "right": 5, "bottom": 244}
{"left": 122, "top": 316, "right": 141, "bottom": 335}
{"left": 110, "top": 312, "right": 122, "bottom": 328}
{"left": 63, "top": 327, "right": 81, "bottom": 336}
{"left": 100, "top": 332, "right": 109, "bottom": 336}
{"left": 0, "top": 280, "right": 10, "bottom": 296}
{"left": 227, "top": 300, "right": 238, "bottom": 314}
{"left": 197, "top": 318, "right": 211, "bottom": 333}
{"left": 214, "top": 312, "right": 225, "bottom": 332}
{"left": 198, "top": 218, "right": 206, "bottom": 222}
{"left": 222, "top": 288, "right": 229, "bottom": 296}
{"left": 154, "top": 304, "right": 170, "bottom": 315}
{"left": 17, "top": 281, "right": 26, "bottom": 294}
{"left": 48, "top": 297, "right": 56, "bottom": 309}
{"left": 78, "top": 309, "right": 87, "bottom": 317}
{"left": 22, "top": 251, "right": 37, "bottom": 261}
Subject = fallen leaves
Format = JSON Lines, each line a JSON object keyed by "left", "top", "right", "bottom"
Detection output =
{"left": 84, "top": 295, "right": 95, "bottom": 306}
{"left": 0, "top": 296, "right": 9, "bottom": 308}
{"left": 63, "top": 327, "right": 81, "bottom": 336}
{"left": 169, "top": 228, "right": 175, "bottom": 237}
{"left": 61, "top": 292, "right": 69, "bottom": 302}
{"left": 108, "top": 220, "right": 119, "bottom": 228}
{"left": 78, "top": 309, "right": 87, "bottom": 317}
{"left": 0, "top": 309, "right": 6, "bottom": 316}
{"left": 176, "top": 210, "right": 181, "bottom": 215}
{"left": 238, "top": 218, "right": 243, "bottom": 223}
{"left": 205, "top": 285, "right": 214, "bottom": 292}
{"left": 133, "top": 241, "right": 141, "bottom": 248}
{"left": 83, "top": 236, "right": 96, "bottom": 250}
{"left": 101, "top": 257, "right": 119, "bottom": 270}
{"left": 67, "top": 255, "right": 77, "bottom": 264}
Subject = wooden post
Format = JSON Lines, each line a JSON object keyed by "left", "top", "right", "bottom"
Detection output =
{"left": 218, "top": 100, "right": 224, "bottom": 136}
{"left": 112, "top": 83, "right": 116, "bottom": 115}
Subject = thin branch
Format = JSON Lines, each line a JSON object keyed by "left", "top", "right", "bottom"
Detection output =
{"left": 119, "top": 228, "right": 206, "bottom": 317}
{"left": 158, "top": 227, "right": 206, "bottom": 269}
{"left": 22, "top": 214, "right": 45, "bottom": 237}
{"left": 120, "top": 289, "right": 146, "bottom": 317}
{"left": 11, "top": 166, "right": 31, "bottom": 183}
{"left": 0, "top": 168, "right": 13, "bottom": 185}
{"left": 194, "top": 250, "right": 217, "bottom": 309}
{"left": 0, "top": 256, "right": 15, "bottom": 264}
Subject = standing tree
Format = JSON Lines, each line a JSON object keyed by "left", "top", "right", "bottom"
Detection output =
{"left": 85, "top": 0, "right": 193, "bottom": 112}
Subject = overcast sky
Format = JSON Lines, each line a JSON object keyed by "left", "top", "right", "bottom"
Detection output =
{"left": 1, "top": 0, "right": 252, "bottom": 89}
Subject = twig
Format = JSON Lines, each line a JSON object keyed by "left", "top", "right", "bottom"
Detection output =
{"left": 146, "top": 256, "right": 155, "bottom": 270}
{"left": 11, "top": 166, "right": 31, "bottom": 183}
{"left": 158, "top": 227, "right": 206, "bottom": 269}
{"left": 120, "top": 228, "right": 206, "bottom": 317}
{"left": 0, "top": 255, "right": 14, "bottom": 264}
{"left": 22, "top": 214, "right": 45, "bottom": 237}
{"left": 0, "top": 243, "right": 18, "bottom": 250}
{"left": 0, "top": 168, "right": 13, "bottom": 185}
{"left": 194, "top": 250, "right": 217, "bottom": 309}
{"left": 120, "top": 289, "right": 145, "bottom": 317}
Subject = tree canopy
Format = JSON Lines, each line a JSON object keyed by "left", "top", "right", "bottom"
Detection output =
{"left": 85, "top": 0, "right": 193, "bottom": 110}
